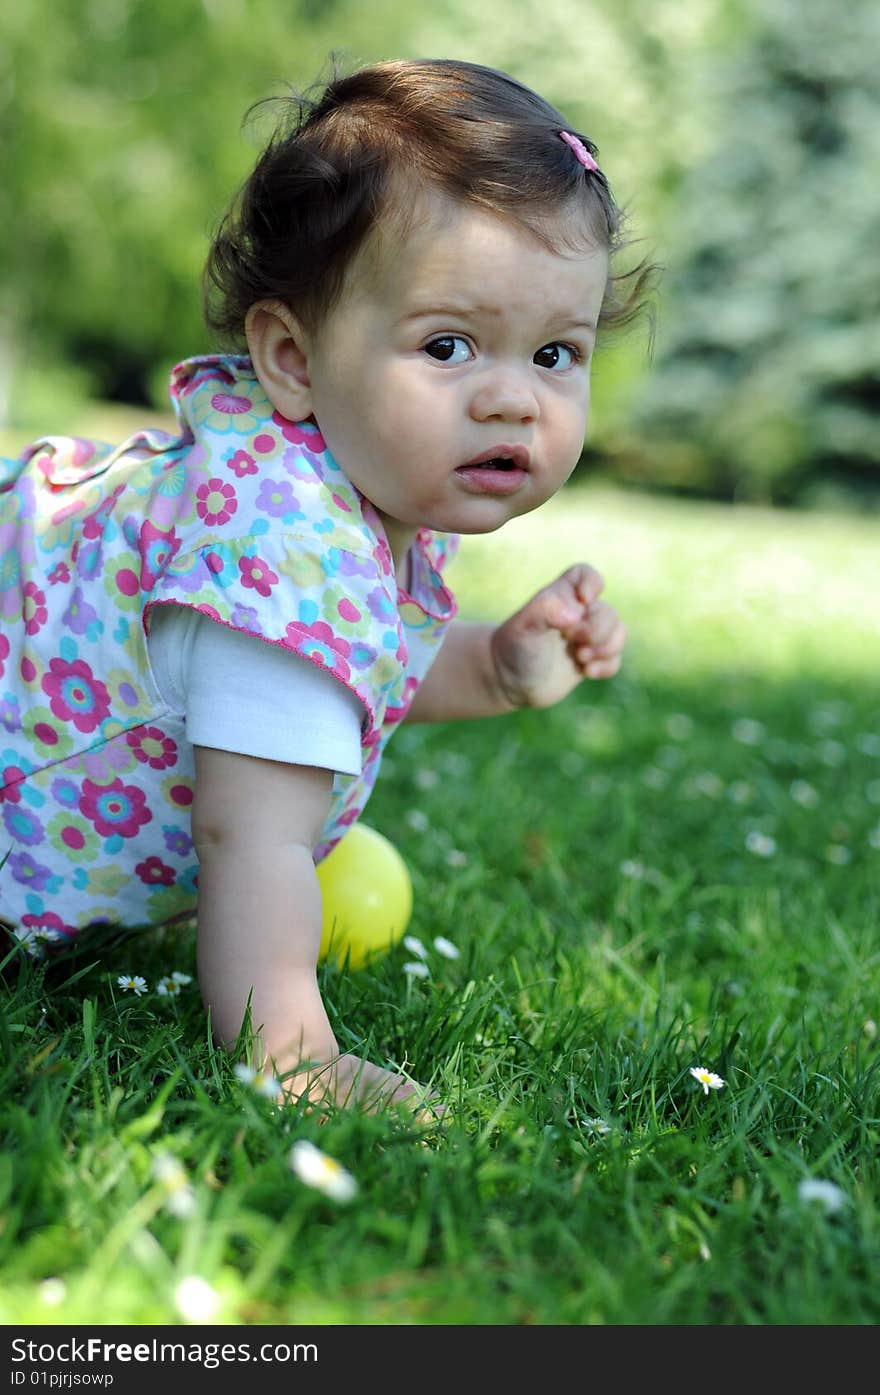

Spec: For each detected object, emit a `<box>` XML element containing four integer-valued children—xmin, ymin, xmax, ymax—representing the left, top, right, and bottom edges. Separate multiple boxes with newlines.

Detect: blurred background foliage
<box><xmin>1</xmin><ymin>0</ymin><xmax>877</xmax><ymax>507</ymax></box>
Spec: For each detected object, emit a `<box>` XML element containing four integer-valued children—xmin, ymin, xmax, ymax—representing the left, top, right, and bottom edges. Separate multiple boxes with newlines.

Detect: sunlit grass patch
<box><xmin>0</xmin><ymin>483</ymin><xmax>877</xmax><ymax>1325</ymax></box>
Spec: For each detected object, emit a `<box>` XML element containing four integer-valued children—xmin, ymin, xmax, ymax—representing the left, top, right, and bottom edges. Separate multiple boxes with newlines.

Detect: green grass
<box><xmin>1</xmin><ymin>480</ymin><xmax>878</xmax><ymax>1326</ymax></box>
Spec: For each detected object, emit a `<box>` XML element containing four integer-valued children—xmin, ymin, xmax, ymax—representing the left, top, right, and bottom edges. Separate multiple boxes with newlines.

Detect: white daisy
<box><xmin>234</xmin><ymin>1063</ymin><xmax>281</xmax><ymax>1098</ymax></box>
<box><xmin>151</xmin><ymin>1153</ymin><xmax>197</xmax><ymax>1218</ymax></box>
<box><xmin>175</xmin><ymin>1276</ymin><xmax>221</xmax><ymax>1323</ymax></box>
<box><xmin>403</xmin><ymin>960</ymin><xmax>430</xmax><ymax>979</ymax></box>
<box><xmin>789</xmin><ymin>780</ymin><xmax>819</xmax><ymax>807</ymax></box>
<box><xmin>39</xmin><ymin>1278</ymin><xmax>67</xmax><ymax>1307</ymax></box>
<box><xmin>290</xmin><ymin>1140</ymin><xmax>357</xmax><ymax>1202</ymax></box>
<box><xmin>402</xmin><ymin>935</ymin><xmax>428</xmax><ymax>959</ymax></box>
<box><xmin>117</xmin><ymin>974</ymin><xmax>148</xmax><ymax>995</ymax></box>
<box><xmin>666</xmin><ymin>713</ymin><xmax>694</xmax><ymax>739</ymax></box>
<box><xmin>689</xmin><ymin>1065</ymin><xmax>725</xmax><ymax>1096</ymax></box>
<box><xmin>733</xmin><ymin>718</ymin><xmax>765</xmax><ymax>745</ymax></box>
<box><xmin>797</xmin><ymin>1178</ymin><xmax>847</xmax><ymax>1215</ymax></box>
<box><xmin>746</xmin><ymin>831</ymin><xmax>777</xmax><ymax>858</ymax></box>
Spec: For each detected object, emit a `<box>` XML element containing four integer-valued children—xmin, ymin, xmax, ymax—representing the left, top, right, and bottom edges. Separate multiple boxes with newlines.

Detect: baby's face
<box><xmin>301</xmin><ymin>193</ymin><xmax>608</xmax><ymax>562</ymax></box>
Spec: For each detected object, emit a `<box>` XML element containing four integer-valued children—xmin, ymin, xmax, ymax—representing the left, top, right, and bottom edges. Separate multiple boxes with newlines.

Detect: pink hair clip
<box><xmin>559</xmin><ymin>130</ymin><xmax>598</xmax><ymax>172</ymax></box>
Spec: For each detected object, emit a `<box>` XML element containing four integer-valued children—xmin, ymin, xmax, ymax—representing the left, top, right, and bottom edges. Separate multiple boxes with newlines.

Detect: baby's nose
<box><xmin>469</xmin><ymin>367</ymin><xmax>540</xmax><ymax>423</ymax></box>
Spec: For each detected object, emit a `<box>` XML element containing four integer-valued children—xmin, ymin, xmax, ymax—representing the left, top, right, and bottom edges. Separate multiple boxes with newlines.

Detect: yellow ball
<box><xmin>316</xmin><ymin>822</ymin><xmax>413</xmax><ymax>969</ymax></box>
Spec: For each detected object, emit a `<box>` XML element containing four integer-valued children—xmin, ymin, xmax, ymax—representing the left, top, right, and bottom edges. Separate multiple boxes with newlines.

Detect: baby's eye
<box><xmin>533</xmin><ymin>342</ymin><xmax>580</xmax><ymax>371</ymax></box>
<box><xmin>423</xmin><ymin>335</ymin><xmax>472</xmax><ymax>364</ymax></box>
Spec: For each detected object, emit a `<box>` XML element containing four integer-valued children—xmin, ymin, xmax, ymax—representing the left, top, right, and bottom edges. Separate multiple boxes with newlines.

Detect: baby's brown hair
<box><xmin>204</xmin><ymin>57</ymin><xmax>655</xmax><ymax>346</ymax></box>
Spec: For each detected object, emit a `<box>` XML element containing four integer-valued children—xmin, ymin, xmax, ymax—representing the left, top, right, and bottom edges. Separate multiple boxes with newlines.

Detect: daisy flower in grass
<box><xmin>234</xmin><ymin>1062</ymin><xmax>281</xmax><ymax>1098</ymax></box>
<box><xmin>151</xmin><ymin>1153</ymin><xmax>197</xmax><ymax>1218</ymax></box>
<box><xmin>433</xmin><ymin>936</ymin><xmax>460</xmax><ymax>960</ymax></box>
<box><xmin>117</xmin><ymin>974</ymin><xmax>148</xmax><ymax>995</ymax></box>
<box><xmin>797</xmin><ymin>1178</ymin><xmax>847</xmax><ymax>1215</ymax></box>
<box><xmin>39</xmin><ymin>1278</ymin><xmax>67</xmax><ymax>1308</ymax></box>
<box><xmin>746</xmin><ymin>831</ymin><xmax>777</xmax><ymax>858</ymax></box>
<box><xmin>403</xmin><ymin>960</ymin><xmax>430</xmax><ymax>979</ymax></box>
<box><xmin>403</xmin><ymin>935</ymin><xmax>428</xmax><ymax>959</ymax></box>
<box><xmin>175</xmin><ymin>1276</ymin><xmax>222</xmax><ymax>1323</ymax></box>
<box><xmin>157</xmin><ymin>971</ymin><xmax>193</xmax><ymax>996</ymax></box>
<box><xmin>689</xmin><ymin>1065</ymin><xmax>725</xmax><ymax>1095</ymax></box>
<box><xmin>290</xmin><ymin>1140</ymin><xmax>358</xmax><ymax>1202</ymax></box>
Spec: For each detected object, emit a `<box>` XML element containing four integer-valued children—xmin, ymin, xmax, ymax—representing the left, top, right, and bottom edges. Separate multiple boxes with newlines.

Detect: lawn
<box><xmin>1</xmin><ymin>478</ymin><xmax>878</xmax><ymax>1327</ymax></box>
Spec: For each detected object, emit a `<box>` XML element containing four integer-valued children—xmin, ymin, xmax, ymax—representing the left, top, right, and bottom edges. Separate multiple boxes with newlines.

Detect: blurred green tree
<box><xmin>625</xmin><ymin>0</ymin><xmax>880</xmax><ymax>506</ymax></box>
<box><xmin>0</xmin><ymin>0</ymin><xmax>733</xmax><ymax>445</ymax></box>
<box><xmin>0</xmin><ymin>0</ymin><xmax>416</xmax><ymax>414</ymax></box>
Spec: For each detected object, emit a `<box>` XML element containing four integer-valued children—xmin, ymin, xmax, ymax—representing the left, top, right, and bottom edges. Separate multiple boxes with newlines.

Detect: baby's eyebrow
<box><xmin>399</xmin><ymin>305</ymin><xmax>598</xmax><ymax>334</ymax></box>
<box><xmin>399</xmin><ymin>302</ymin><xmax>502</xmax><ymax>322</ymax></box>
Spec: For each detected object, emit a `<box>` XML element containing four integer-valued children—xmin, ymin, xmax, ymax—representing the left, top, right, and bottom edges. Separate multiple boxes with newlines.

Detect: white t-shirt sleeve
<box><xmin>146</xmin><ymin>604</ymin><xmax>365</xmax><ymax>775</ymax></box>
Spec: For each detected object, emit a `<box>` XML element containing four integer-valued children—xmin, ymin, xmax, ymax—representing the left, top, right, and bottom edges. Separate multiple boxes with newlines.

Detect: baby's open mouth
<box><xmin>458</xmin><ymin>445</ymin><xmax>530</xmax><ymax>472</ymax></box>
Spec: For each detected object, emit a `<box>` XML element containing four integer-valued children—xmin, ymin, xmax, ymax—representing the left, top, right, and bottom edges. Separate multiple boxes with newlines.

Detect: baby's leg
<box><xmin>192</xmin><ymin>749</ymin><xmax>437</xmax><ymax>1117</ymax></box>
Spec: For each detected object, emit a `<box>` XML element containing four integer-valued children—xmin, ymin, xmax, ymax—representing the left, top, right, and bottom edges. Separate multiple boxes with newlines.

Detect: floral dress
<box><xmin>0</xmin><ymin>355</ymin><xmax>458</xmax><ymax>949</ymax></box>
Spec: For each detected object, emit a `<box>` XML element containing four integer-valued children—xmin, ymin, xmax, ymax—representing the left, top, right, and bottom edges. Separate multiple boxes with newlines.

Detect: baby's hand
<box><xmin>490</xmin><ymin>563</ymin><xmax>626</xmax><ymax>710</ymax></box>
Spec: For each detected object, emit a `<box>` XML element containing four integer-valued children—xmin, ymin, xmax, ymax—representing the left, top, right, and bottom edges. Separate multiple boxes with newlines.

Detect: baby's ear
<box><xmin>245</xmin><ymin>300</ymin><xmax>314</xmax><ymax>421</ymax></box>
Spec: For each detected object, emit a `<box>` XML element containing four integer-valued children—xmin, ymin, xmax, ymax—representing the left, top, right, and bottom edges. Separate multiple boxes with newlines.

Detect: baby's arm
<box><xmin>191</xmin><ymin>746</ymin><xmax>420</xmax><ymax>1111</ymax></box>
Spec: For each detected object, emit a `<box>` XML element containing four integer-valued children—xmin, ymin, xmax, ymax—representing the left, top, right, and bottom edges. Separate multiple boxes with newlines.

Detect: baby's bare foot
<box><xmin>284</xmin><ymin>1052</ymin><xmax>441</xmax><ymax>1119</ymax></box>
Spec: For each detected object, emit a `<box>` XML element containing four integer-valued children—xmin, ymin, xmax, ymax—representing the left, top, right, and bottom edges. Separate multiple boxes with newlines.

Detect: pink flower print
<box><xmin>83</xmin><ymin>483</ymin><xmax>125</xmax><ymax>540</ymax></box>
<box><xmin>22</xmin><ymin>582</ymin><xmax>48</xmax><ymax>636</ymax></box>
<box><xmin>135</xmin><ymin>855</ymin><xmax>176</xmax><ymax>887</ymax></box>
<box><xmin>202</xmin><ymin>546</ymin><xmax>238</xmax><ymax>589</ymax></box>
<box><xmin>138</xmin><ymin>520</ymin><xmax>182</xmax><ymax>590</ymax></box>
<box><xmin>284</xmin><ymin>619</ymin><xmax>352</xmax><ymax>681</ymax></box>
<box><xmin>79</xmin><ymin>777</ymin><xmax>152</xmax><ymax>838</ymax></box>
<box><xmin>189</xmin><ymin>379</ymin><xmax>272</xmax><ymax>437</ymax></box>
<box><xmin>20</xmin><ymin>910</ymin><xmax>73</xmax><ymax>945</ymax></box>
<box><xmin>239</xmin><ymin>554</ymin><xmax>278</xmax><ymax>597</ymax></box>
<box><xmin>226</xmin><ymin>449</ymin><xmax>258</xmax><ymax>478</ymax></box>
<box><xmin>272</xmin><ymin>412</ymin><xmax>326</xmax><ymax>453</ymax></box>
<box><xmin>173</xmin><ymin>359</ymin><xmax>235</xmax><ymax>400</ymax></box>
<box><xmin>125</xmin><ymin>726</ymin><xmax>178</xmax><ymax>771</ymax></box>
<box><xmin>196</xmin><ymin>478</ymin><xmax>238</xmax><ymax>527</ymax></box>
<box><xmin>48</xmin><ymin>562</ymin><xmax>71</xmax><ymax>585</ymax></box>
<box><xmin>42</xmin><ymin>658</ymin><xmax>111</xmax><ymax>734</ymax></box>
<box><xmin>198</xmin><ymin>387</ymin><xmax>263</xmax><ymax>434</ymax></box>
<box><xmin>0</xmin><ymin>764</ymin><xmax>25</xmax><ymax>803</ymax></box>
<box><xmin>375</xmin><ymin>535</ymin><xmax>394</xmax><ymax>577</ymax></box>
<box><xmin>384</xmin><ymin>676</ymin><xmax>420</xmax><ymax>726</ymax></box>
<box><xmin>0</xmin><ymin>632</ymin><xmax>8</xmax><ymax>678</ymax></box>
<box><xmin>211</xmin><ymin>390</ymin><xmax>252</xmax><ymax>420</ymax></box>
